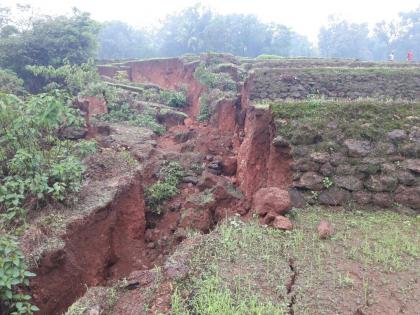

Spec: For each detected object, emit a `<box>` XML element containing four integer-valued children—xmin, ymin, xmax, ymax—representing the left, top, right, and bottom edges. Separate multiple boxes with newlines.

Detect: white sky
<box><xmin>3</xmin><ymin>0</ymin><xmax>420</xmax><ymax>42</ymax></box>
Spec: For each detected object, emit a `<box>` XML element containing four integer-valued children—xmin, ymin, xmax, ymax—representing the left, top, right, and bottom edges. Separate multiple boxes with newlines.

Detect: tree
<box><xmin>0</xmin><ymin>8</ymin><xmax>99</xmax><ymax>90</ymax></box>
<box><xmin>318</xmin><ymin>17</ymin><xmax>372</xmax><ymax>60</ymax></box>
<box><xmin>98</xmin><ymin>21</ymin><xmax>154</xmax><ymax>60</ymax></box>
<box><xmin>157</xmin><ymin>4</ymin><xmax>213</xmax><ymax>56</ymax></box>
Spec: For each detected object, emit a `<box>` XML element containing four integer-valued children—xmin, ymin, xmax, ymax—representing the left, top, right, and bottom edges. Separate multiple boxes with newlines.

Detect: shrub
<box><xmin>27</xmin><ymin>59</ymin><xmax>108</xmax><ymax>98</ymax></box>
<box><xmin>98</xmin><ymin>103</ymin><xmax>165</xmax><ymax>135</ymax></box>
<box><xmin>145</xmin><ymin>161</ymin><xmax>184</xmax><ymax>213</ymax></box>
<box><xmin>0</xmin><ymin>69</ymin><xmax>26</xmax><ymax>95</ymax></box>
<box><xmin>194</xmin><ymin>65</ymin><xmax>236</xmax><ymax>91</ymax></box>
<box><xmin>197</xmin><ymin>94</ymin><xmax>211</xmax><ymax>122</ymax></box>
<box><xmin>0</xmin><ymin>93</ymin><xmax>93</xmax><ymax>224</ymax></box>
<box><xmin>160</xmin><ymin>90</ymin><xmax>187</xmax><ymax>108</ymax></box>
<box><xmin>0</xmin><ymin>234</ymin><xmax>39</xmax><ymax>314</ymax></box>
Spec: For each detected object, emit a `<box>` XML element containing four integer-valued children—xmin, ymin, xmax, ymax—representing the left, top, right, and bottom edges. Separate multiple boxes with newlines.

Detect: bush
<box><xmin>160</xmin><ymin>90</ymin><xmax>187</xmax><ymax>108</ymax></box>
<box><xmin>0</xmin><ymin>69</ymin><xmax>26</xmax><ymax>95</ymax></box>
<box><xmin>0</xmin><ymin>93</ymin><xmax>93</xmax><ymax>224</ymax></box>
<box><xmin>197</xmin><ymin>94</ymin><xmax>211</xmax><ymax>122</ymax></box>
<box><xmin>0</xmin><ymin>234</ymin><xmax>39</xmax><ymax>314</ymax></box>
<box><xmin>27</xmin><ymin>59</ymin><xmax>107</xmax><ymax>98</ymax></box>
<box><xmin>194</xmin><ymin>65</ymin><xmax>236</xmax><ymax>91</ymax></box>
<box><xmin>145</xmin><ymin>161</ymin><xmax>184</xmax><ymax>213</ymax></box>
<box><xmin>98</xmin><ymin>103</ymin><xmax>165</xmax><ymax>135</ymax></box>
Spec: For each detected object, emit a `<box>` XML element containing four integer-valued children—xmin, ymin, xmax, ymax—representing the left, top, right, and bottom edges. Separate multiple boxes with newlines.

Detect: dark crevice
<box><xmin>287</xmin><ymin>258</ymin><xmax>297</xmax><ymax>315</ymax></box>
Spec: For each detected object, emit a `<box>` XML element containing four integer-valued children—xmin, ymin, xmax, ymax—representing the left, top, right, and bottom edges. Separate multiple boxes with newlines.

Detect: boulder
<box><xmin>272</xmin><ymin>215</ymin><xmax>293</xmax><ymax>231</ymax></box>
<box><xmin>253</xmin><ymin>187</ymin><xmax>291</xmax><ymax>216</ymax></box>
<box><xmin>372</xmin><ymin>193</ymin><xmax>393</xmax><ymax>208</ymax></box>
<box><xmin>222</xmin><ymin>156</ymin><xmax>237</xmax><ymax>176</ymax></box>
<box><xmin>320</xmin><ymin>162</ymin><xmax>335</xmax><ymax>176</ymax></box>
<box><xmin>401</xmin><ymin>159</ymin><xmax>420</xmax><ymax>174</ymax></box>
<box><xmin>394</xmin><ymin>186</ymin><xmax>420</xmax><ymax>210</ymax></box>
<box><xmin>352</xmin><ymin>191</ymin><xmax>372</xmax><ymax>205</ymax></box>
<box><xmin>272</xmin><ymin>136</ymin><xmax>290</xmax><ymax>148</ymax></box>
<box><xmin>310</xmin><ymin>152</ymin><xmax>330</xmax><ymax>164</ymax></box>
<box><xmin>387</xmin><ymin>129</ymin><xmax>407</xmax><ymax>142</ymax></box>
<box><xmin>396</xmin><ymin>171</ymin><xmax>417</xmax><ymax>186</ymax></box>
<box><xmin>365</xmin><ymin>175</ymin><xmax>398</xmax><ymax>192</ymax></box>
<box><xmin>400</xmin><ymin>143</ymin><xmax>420</xmax><ymax>158</ymax></box>
<box><xmin>333</xmin><ymin>175</ymin><xmax>363</xmax><ymax>191</ymax></box>
<box><xmin>291</xmin><ymin>158</ymin><xmax>320</xmax><ymax>172</ymax></box>
<box><xmin>60</xmin><ymin>126</ymin><xmax>88</xmax><ymax>140</ymax></box>
<box><xmin>317</xmin><ymin>220</ymin><xmax>335</xmax><ymax>239</ymax></box>
<box><xmin>344</xmin><ymin>139</ymin><xmax>372</xmax><ymax>157</ymax></box>
<box><xmin>319</xmin><ymin>188</ymin><xmax>351</xmax><ymax>206</ymax></box>
<box><xmin>294</xmin><ymin>172</ymin><xmax>324</xmax><ymax>191</ymax></box>
<box><xmin>336</xmin><ymin>164</ymin><xmax>356</xmax><ymax>175</ymax></box>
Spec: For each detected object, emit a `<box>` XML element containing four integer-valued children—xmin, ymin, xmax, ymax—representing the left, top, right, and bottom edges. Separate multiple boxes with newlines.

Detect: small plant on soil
<box><xmin>0</xmin><ymin>93</ymin><xmax>94</xmax><ymax>225</ymax></box>
<box><xmin>322</xmin><ymin>177</ymin><xmax>333</xmax><ymax>189</ymax></box>
<box><xmin>98</xmin><ymin>102</ymin><xmax>165</xmax><ymax>135</ymax></box>
<box><xmin>145</xmin><ymin>161</ymin><xmax>185</xmax><ymax>214</ymax></box>
<box><xmin>0</xmin><ymin>234</ymin><xmax>39</xmax><ymax>314</ymax></box>
<box><xmin>197</xmin><ymin>93</ymin><xmax>211</xmax><ymax>122</ymax></box>
<box><xmin>194</xmin><ymin>65</ymin><xmax>236</xmax><ymax>92</ymax></box>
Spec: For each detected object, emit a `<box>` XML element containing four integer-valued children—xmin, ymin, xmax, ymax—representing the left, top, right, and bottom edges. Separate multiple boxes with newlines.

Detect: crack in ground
<box><xmin>287</xmin><ymin>258</ymin><xmax>297</xmax><ymax>315</ymax></box>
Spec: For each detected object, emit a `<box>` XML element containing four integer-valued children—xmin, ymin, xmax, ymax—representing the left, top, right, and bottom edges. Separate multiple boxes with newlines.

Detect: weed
<box><xmin>194</xmin><ymin>65</ymin><xmax>236</xmax><ymax>92</ymax></box>
<box><xmin>322</xmin><ymin>177</ymin><xmax>333</xmax><ymax>189</ymax></box>
<box><xmin>0</xmin><ymin>234</ymin><xmax>39</xmax><ymax>314</ymax></box>
<box><xmin>145</xmin><ymin>161</ymin><xmax>185</xmax><ymax>214</ymax></box>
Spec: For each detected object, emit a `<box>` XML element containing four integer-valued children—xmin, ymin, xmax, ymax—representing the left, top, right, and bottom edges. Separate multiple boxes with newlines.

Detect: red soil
<box><xmin>31</xmin><ymin>57</ymin><xmax>293</xmax><ymax>314</ymax></box>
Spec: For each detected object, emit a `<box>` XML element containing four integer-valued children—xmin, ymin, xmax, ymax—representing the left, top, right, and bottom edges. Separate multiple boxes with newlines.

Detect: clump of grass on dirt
<box><xmin>145</xmin><ymin>161</ymin><xmax>185</xmax><ymax>214</ymax></box>
<box><xmin>271</xmin><ymin>99</ymin><xmax>420</xmax><ymax>143</ymax></box>
<box><xmin>170</xmin><ymin>207</ymin><xmax>419</xmax><ymax>315</ymax></box>
<box><xmin>64</xmin><ymin>283</ymin><xmax>122</xmax><ymax>315</ymax></box>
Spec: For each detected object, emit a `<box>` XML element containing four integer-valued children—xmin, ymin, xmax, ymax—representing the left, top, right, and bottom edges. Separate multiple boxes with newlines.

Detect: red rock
<box><xmin>222</xmin><ymin>156</ymin><xmax>237</xmax><ymax>176</ymax></box>
<box><xmin>272</xmin><ymin>215</ymin><xmax>293</xmax><ymax>230</ymax></box>
<box><xmin>253</xmin><ymin>187</ymin><xmax>291</xmax><ymax>216</ymax></box>
<box><xmin>184</xmin><ymin>118</ymin><xmax>194</xmax><ymax>128</ymax></box>
<box><xmin>317</xmin><ymin>220</ymin><xmax>335</xmax><ymax>239</ymax></box>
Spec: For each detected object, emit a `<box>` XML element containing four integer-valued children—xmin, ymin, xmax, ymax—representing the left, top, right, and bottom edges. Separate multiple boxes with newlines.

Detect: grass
<box><xmin>170</xmin><ymin>207</ymin><xmax>419</xmax><ymax>314</ymax></box>
<box><xmin>64</xmin><ymin>283</ymin><xmax>122</xmax><ymax>315</ymax></box>
<box><xmin>270</xmin><ymin>99</ymin><xmax>420</xmax><ymax>145</ymax></box>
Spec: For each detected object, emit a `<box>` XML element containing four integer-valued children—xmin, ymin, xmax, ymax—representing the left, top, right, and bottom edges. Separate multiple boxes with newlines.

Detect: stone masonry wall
<box><xmin>249</xmin><ymin>68</ymin><xmax>420</xmax><ymax>100</ymax></box>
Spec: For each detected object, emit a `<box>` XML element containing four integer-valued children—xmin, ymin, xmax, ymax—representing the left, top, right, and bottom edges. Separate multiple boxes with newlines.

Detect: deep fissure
<box><xmin>28</xmin><ymin>57</ymin><xmax>295</xmax><ymax>314</ymax></box>
<box><xmin>287</xmin><ymin>258</ymin><xmax>298</xmax><ymax>315</ymax></box>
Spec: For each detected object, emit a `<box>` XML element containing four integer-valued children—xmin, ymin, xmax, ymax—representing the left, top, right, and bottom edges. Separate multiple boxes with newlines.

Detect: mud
<box><xmin>30</xmin><ymin>57</ymin><xmax>293</xmax><ymax>314</ymax></box>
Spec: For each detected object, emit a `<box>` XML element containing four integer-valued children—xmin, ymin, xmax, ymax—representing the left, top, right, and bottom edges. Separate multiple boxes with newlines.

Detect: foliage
<box><xmin>98</xmin><ymin>103</ymin><xmax>165</xmax><ymax>135</ymax></box>
<box><xmin>197</xmin><ymin>94</ymin><xmax>211</xmax><ymax>122</ymax></box>
<box><xmin>0</xmin><ymin>93</ymin><xmax>93</xmax><ymax>224</ymax></box>
<box><xmin>271</xmin><ymin>99</ymin><xmax>420</xmax><ymax>143</ymax></box>
<box><xmin>160</xmin><ymin>89</ymin><xmax>187</xmax><ymax>108</ymax></box>
<box><xmin>171</xmin><ymin>208</ymin><xmax>419</xmax><ymax>314</ymax></box>
<box><xmin>0</xmin><ymin>234</ymin><xmax>38</xmax><ymax>314</ymax></box>
<box><xmin>27</xmin><ymin>59</ymin><xmax>107</xmax><ymax>97</ymax></box>
<box><xmin>145</xmin><ymin>161</ymin><xmax>184</xmax><ymax>213</ymax></box>
<box><xmin>0</xmin><ymin>8</ymin><xmax>99</xmax><ymax>90</ymax></box>
<box><xmin>194</xmin><ymin>65</ymin><xmax>236</xmax><ymax>91</ymax></box>
<box><xmin>97</xmin><ymin>21</ymin><xmax>155</xmax><ymax>60</ymax></box>
<box><xmin>0</xmin><ymin>69</ymin><xmax>25</xmax><ymax>95</ymax></box>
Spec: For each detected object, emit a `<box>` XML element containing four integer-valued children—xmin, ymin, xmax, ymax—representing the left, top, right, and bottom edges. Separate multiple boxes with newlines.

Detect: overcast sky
<box><xmin>3</xmin><ymin>0</ymin><xmax>420</xmax><ymax>42</ymax></box>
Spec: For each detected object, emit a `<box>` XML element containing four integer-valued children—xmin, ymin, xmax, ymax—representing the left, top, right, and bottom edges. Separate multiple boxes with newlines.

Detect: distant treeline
<box><xmin>0</xmin><ymin>3</ymin><xmax>419</xmax><ymax>90</ymax></box>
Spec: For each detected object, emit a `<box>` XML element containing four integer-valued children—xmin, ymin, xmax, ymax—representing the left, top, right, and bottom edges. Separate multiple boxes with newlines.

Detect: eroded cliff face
<box><xmin>30</xmin><ymin>174</ymin><xmax>147</xmax><ymax>315</ymax></box>
<box><xmin>27</xmin><ymin>58</ymin><xmax>293</xmax><ymax>314</ymax></box>
<box><xmin>98</xmin><ymin>57</ymin><xmax>293</xmax><ymax>202</ymax></box>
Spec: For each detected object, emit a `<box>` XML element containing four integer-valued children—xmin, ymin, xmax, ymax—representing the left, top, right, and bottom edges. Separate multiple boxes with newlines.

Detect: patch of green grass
<box><xmin>187</xmin><ymin>189</ymin><xmax>215</xmax><ymax>206</ymax></box>
<box><xmin>171</xmin><ymin>208</ymin><xmax>419</xmax><ymax>314</ymax></box>
<box><xmin>271</xmin><ymin>99</ymin><xmax>420</xmax><ymax>144</ymax></box>
<box><xmin>64</xmin><ymin>283</ymin><xmax>122</xmax><ymax>315</ymax></box>
<box><xmin>194</xmin><ymin>65</ymin><xmax>237</xmax><ymax>92</ymax></box>
<box><xmin>145</xmin><ymin>161</ymin><xmax>185</xmax><ymax>214</ymax></box>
